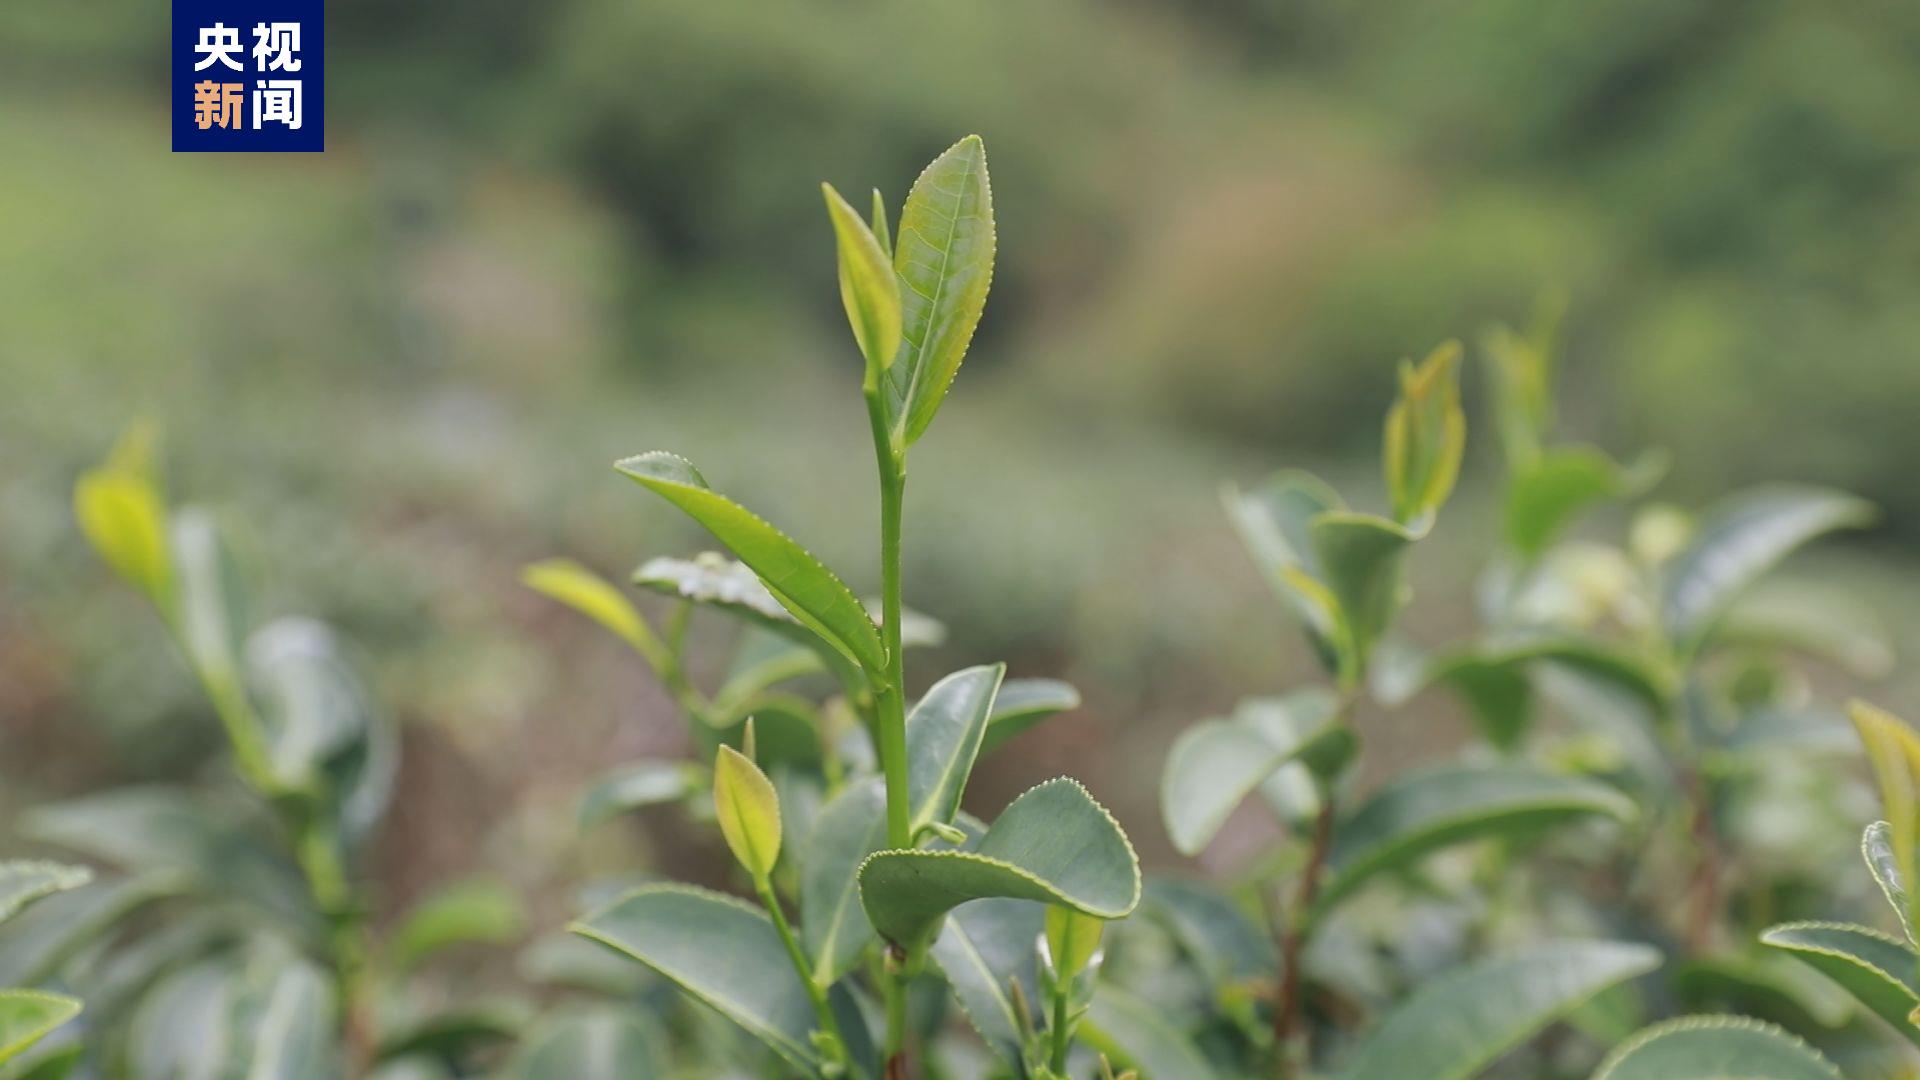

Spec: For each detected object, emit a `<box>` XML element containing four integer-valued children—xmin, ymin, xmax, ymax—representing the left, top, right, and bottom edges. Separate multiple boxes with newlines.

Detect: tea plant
<box><xmin>1142</xmin><ymin>305</ymin><xmax>1888</xmax><ymax>1077</ymax></box>
<box><xmin>531</xmin><ymin>136</ymin><xmax>1142</xmax><ymax>1078</ymax></box>
<box><xmin>54</xmin><ymin>429</ymin><xmax>530</xmax><ymax>1075</ymax></box>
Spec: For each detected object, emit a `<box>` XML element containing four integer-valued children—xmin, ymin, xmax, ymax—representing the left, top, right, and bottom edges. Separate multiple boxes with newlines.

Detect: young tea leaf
<box><xmin>1850</xmin><ymin>700</ymin><xmax>1920</xmax><ymax>935</ymax></box>
<box><xmin>389</xmin><ymin>879</ymin><xmax>526</xmax><ymax>975</ymax></box>
<box><xmin>1221</xmin><ymin>471</ymin><xmax>1345</xmax><ymax>673</ymax></box>
<box><xmin>75</xmin><ymin>460</ymin><xmax>172</xmax><ymax>609</ymax></box>
<box><xmin>823</xmin><ymin>182</ymin><xmax>902</xmax><ymax>385</ymax></box>
<box><xmin>885</xmin><ymin>135</ymin><xmax>995</xmax><ymax>446</ymax></box>
<box><xmin>1044</xmin><ymin>906</ymin><xmax>1104</xmax><ymax>981</ymax></box>
<box><xmin>0</xmin><ymin>863</ymin><xmax>91</xmax><ymax>927</ymax></box>
<box><xmin>522</xmin><ymin>558</ymin><xmax>664</xmax><ymax>667</ymax></box>
<box><xmin>615</xmin><ymin>453</ymin><xmax>886</xmax><ymax>675</ymax></box>
<box><xmin>1309</xmin><ymin>512</ymin><xmax>1416</xmax><ymax>683</ymax></box>
<box><xmin>1862</xmin><ymin>821</ymin><xmax>1915</xmax><ymax>942</ymax></box>
<box><xmin>1382</xmin><ymin>342</ymin><xmax>1466</xmax><ymax>531</ymax></box>
<box><xmin>714</xmin><ymin>746</ymin><xmax>782</xmax><ymax>883</ymax></box>
<box><xmin>1160</xmin><ymin>691</ymin><xmax>1349</xmax><ymax>856</ymax></box>
<box><xmin>0</xmin><ymin>991</ymin><xmax>82</xmax><ymax>1066</ymax></box>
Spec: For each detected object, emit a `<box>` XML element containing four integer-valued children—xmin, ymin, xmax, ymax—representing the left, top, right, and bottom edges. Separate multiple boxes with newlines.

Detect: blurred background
<box><xmin>5</xmin><ymin>0</ymin><xmax>1919</xmax><ymax>936</ymax></box>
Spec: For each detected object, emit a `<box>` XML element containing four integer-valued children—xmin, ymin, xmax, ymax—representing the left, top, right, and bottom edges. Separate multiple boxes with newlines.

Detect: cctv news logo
<box><xmin>172</xmin><ymin>0</ymin><xmax>323</xmax><ymax>151</ymax></box>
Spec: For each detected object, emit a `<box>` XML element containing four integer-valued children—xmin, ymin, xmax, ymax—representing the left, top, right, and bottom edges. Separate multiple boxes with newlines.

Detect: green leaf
<box><xmin>1662</xmin><ymin>487</ymin><xmax>1873</xmax><ymax>655</ymax></box>
<box><xmin>1594</xmin><ymin>1015</ymin><xmax>1841</xmax><ymax>1080</ymax></box>
<box><xmin>1479</xmin><ymin>317</ymin><xmax>1555</xmax><ymax>466</ymax></box>
<box><xmin>22</xmin><ymin>787</ymin><xmax>318</xmax><ymax>938</ymax></box>
<box><xmin>571</xmin><ymin>884</ymin><xmax>824</xmax><ymax>1073</ymax></box>
<box><xmin>522</xmin><ymin>558</ymin><xmax>664</xmax><ymax>666</ymax></box>
<box><xmin>980</xmin><ymin>678</ymin><xmax>1081</xmax><ymax>754</ymax></box>
<box><xmin>247</xmin><ymin>617</ymin><xmax>396</xmax><ymax>842</ymax></box>
<box><xmin>577</xmin><ymin>761</ymin><xmax>702</xmax><ymax>829</ymax></box>
<box><xmin>1759</xmin><ymin>921</ymin><xmax>1920</xmax><ymax>1046</ymax></box>
<box><xmin>1141</xmin><ymin>877</ymin><xmax>1275</xmax><ymax>988</ymax></box>
<box><xmin>75</xmin><ymin>450</ymin><xmax>172</xmax><ymax>608</ymax></box>
<box><xmin>228</xmin><ymin>954</ymin><xmax>339</xmax><ymax>1079</ymax></box>
<box><xmin>0</xmin><ymin>864</ymin><xmax>90</xmax><ymax>927</ymax></box>
<box><xmin>615</xmin><ymin>453</ymin><xmax>885</xmax><ymax>674</ymax></box>
<box><xmin>1670</xmin><ymin>952</ymin><xmax>1852</xmax><ymax>1031</ymax></box>
<box><xmin>1383</xmin><ymin>342</ymin><xmax>1466</xmax><ymax>530</ymax></box>
<box><xmin>1862</xmin><ymin>821</ymin><xmax>1914</xmax><ymax>942</ymax></box>
<box><xmin>376</xmin><ymin>1002</ymin><xmax>532</xmax><ymax>1064</ymax></box>
<box><xmin>390</xmin><ymin>879</ymin><xmax>525</xmax><ymax>975</ymax></box>
<box><xmin>823</xmin><ymin>182</ymin><xmax>902</xmax><ymax>383</ymax></box>
<box><xmin>870</xmin><ymin>189</ymin><xmax>892</xmax><ymax>259</ymax></box>
<box><xmin>1505</xmin><ymin>446</ymin><xmax>1664</xmax><ymax>559</ymax></box>
<box><xmin>1080</xmin><ymin>985</ymin><xmax>1216</xmax><ymax>1080</ymax></box>
<box><xmin>1221</xmin><ymin>471</ymin><xmax>1344</xmax><ymax>672</ymax></box>
<box><xmin>886</xmin><ymin>135</ymin><xmax>996</xmax><ymax>446</ymax></box>
<box><xmin>927</xmin><ymin>898</ymin><xmax>1042</xmax><ymax>1066</ymax></box>
<box><xmin>0</xmin><ymin>874</ymin><xmax>177</xmax><ymax>987</ymax></box>
<box><xmin>0</xmin><ymin>993</ymin><xmax>80</xmax><ymax>1067</ymax></box>
<box><xmin>907</xmin><ymin>665</ymin><xmax>1006</xmax><ymax>838</ymax></box>
<box><xmin>860</xmin><ymin>778</ymin><xmax>1139</xmax><ymax>959</ymax></box>
<box><xmin>1045</xmin><ymin>906</ymin><xmax>1104</xmax><ymax>981</ymax></box>
<box><xmin>1850</xmin><ymin>700</ymin><xmax>1920</xmax><ymax>934</ymax></box>
<box><xmin>1717</xmin><ymin>583</ymin><xmax>1894</xmax><ymax>679</ymax></box>
<box><xmin>1335</xmin><ymin>941</ymin><xmax>1660</xmax><ymax>1080</ymax></box>
<box><xmin>1310</xmin><ymin>512</ymin><xmax>1416</xmax><ymax>682</ymax></box>
<box><xmin>1423</xmin><ymin>637</ymin><xmax>1671</xmax><ymax>752</ymax></box>
<box><xmin>801</xmin><ymin>779</ymin><xmax>888</xmax><ymax>986</ymax></box>
<box><xmin>508</xmin><ymin>1006</ymin><xmax>667</xmax><ymax>1079</ymax></box>
<box><xmin>1160</xmin><ymin>691</ymin><xmax>1349</xmax><ymax>855</ymax></box>
<box><xmin>1314</xmin><ymin>763</ymin><xmax>1634</xmax><ymax>919</ymax></box>
<box><xmin>714</xmin><ymin>745</ymin><xmax>783</xmax><ymax>883</ymax></box>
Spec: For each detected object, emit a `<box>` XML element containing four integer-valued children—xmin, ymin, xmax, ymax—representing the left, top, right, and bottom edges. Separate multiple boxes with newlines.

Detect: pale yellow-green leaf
<box><xmin>75</xmin><ymin>464</ymin><xmax>172</xmax><ymax>608</ymax></box>
<box><xmin>823</xmin><ymin>182</ymin><xmax>901</xmax><ymax>384</ymax></box>
<box><xmin>1851</xmin><ymin>700</ymin><xmax>1920</xmax><ymax>933</ymax></box>
<box><xmin>1382</xmin><ymin>342</ymin><xmax>1466</xmax><ymax>530</ymax></box>
<box><xmin>713</xmin><ymin>745</ymin><xmax>781</xmax><ymax>883</ymax></box>
<box><xmin>521</xmin><ymin>559</ymin><xmax>667</xmax><ymax>670</ymax></box>
<box><xmin>1045</xmin><ymin>906</ymin><xmax>1104</xmax><ymax>981</ymax></box>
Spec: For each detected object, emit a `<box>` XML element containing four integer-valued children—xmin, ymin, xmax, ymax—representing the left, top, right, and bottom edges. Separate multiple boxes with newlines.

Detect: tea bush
<box><xmin>27</xmin><ymin>137</ymin><xmax>1911</xmax><ymax>1078</ymax></box>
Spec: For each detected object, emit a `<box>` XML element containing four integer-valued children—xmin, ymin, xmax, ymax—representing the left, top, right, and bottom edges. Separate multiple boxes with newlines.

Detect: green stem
<box><xmin>866</xmin><ymin>387</ymin><xmax>914</xmax><ymax>1077</ymax></box>
<box><xmin>1048</xmin><ymin>981</ymin><xmax>1073</xmax><ymax>1074</ymax></box>
<box><xmin>757</xmin><ymin>878</ymin><xmax>847</xmax><ymax>1071</ymax></box>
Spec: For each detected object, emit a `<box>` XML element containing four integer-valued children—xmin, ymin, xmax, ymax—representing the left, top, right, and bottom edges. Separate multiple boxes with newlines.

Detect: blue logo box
<box><xmin>172</xmin><ymin>0</ymin><xmax>324</xmax><ymax>152</ymax></box>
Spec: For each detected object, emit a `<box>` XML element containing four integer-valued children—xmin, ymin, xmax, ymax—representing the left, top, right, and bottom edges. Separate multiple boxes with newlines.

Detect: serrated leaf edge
<box><xmin>1593</xmin><ymin>1014</ymin><xmax>1840</xmax><ymax>1080</ymax></box>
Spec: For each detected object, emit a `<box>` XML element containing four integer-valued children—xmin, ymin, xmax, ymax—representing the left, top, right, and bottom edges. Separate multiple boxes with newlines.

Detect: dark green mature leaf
<box><xmin>886</xmin><ymin>135</ymin><xmax>995</xmax><ymax>446</ymax></box>
<box><xmin>1081</xmin><ymin>985</ymin><xmax>1217</xmax><ymax>1080</ymax></box>
<box><xmin>823</xmin><ymin>182</ymin><xmax>902</xmax><ymax>383</ymax></box>
<box><xmin>802</xmin><ymin>779</ymin><xmax>888</xmax><ymax>986</ymax></box>
<box><xmin>0</xmin><ymin>992</ymin><xmax>81</xmax><ymax>1066</ymax></box>
<box><xmin>0</xmin><ymin>864</ymin><xmax>90</xmax><ymax>926</ymax></box>
<box><xmin>1594</xmin><ymin>1015</ymin><xmax>1840</xmax><ymax>1080</ymax></box>
<box><xmin>390</xmin><ymin>880</ymin><xmax>525</xmax><ymax>975</ymax></box>
<box><xmin>571</xmin><ymin>885</ymin><xmax>822</xmax><ymax>1073</ymax></box>
<box><xmin>507</xmin><ymin>1006</ymin><xmax>667</xmax><ymax>1079</ymax></box>
<box><xmin>1423</xmin><ymin>637</ymin><xmax>1670</xmax><ymax>752</ymax></box>
<box><xmin>1671</xmin><ymin>952</ymin><xmax>1852</xmax><ymax>1032</ymax></box>
<box><xmin>1160</xmin><ymin>692</ymin><xmax>1349</xmax><ymax>855</ymax></box>
<box><xmin>979</xmin><ymin>678</ymin><xmax>1080</xmax><ymax>754</ymax></box>
<box><xmin>0</xmin><ymin>875</ymin><xmax>176</xmax><ymax>987</ymax></box>
<box><xmin>615</xmin><ymin>453</ymin><xmax>885</xmax><ymax>674</ymax></box>
<box><xmin>1717</xmin><ymin>583</ymin><xmax>1894</xmax><ymax>679</ymax></box>
<box><xmin>1141</xmin><ymin>878</ymin><xmax>1276</xmax><ymax>988</ymax></box>
<box><xmin>376</xmin><ymin>1001</ymin><xmax>532</xmax><ymax>1064</ymax></box>
<box><xmin>1662</xmin><ymin>487</ymin><xmax>1873</xmax><ymax>655</ymax></box>
<box><xmin>1861</xmin><ymin>821</ymin><xmax>1914</xmax><ymax>942</ymax></box>
<box><xmin>907</xmin><ymin>665</ymin><xmax>1005</xmax><ymax>838</ymax></box>
<box><xmin>227</xmin><ymin>955</ymin><xmax>339</xmax><ymax>1079</ymax></box>
<box><xmin>860</xmin><ymin>779</ymin><xmax>1139</xmax><ymax>958</ymax></box>
<box><xmin>1505</xmin><ymin>446</ymin><xmax>1662</xmax><ymax>559</ymax></box>
<box><xmin>247</xmin><ymin>617</ymin><xmax>397</xmax><ymax>843</ymax></box>
<box><xmin>1314</xmin><ymin>764</ymin><xmax>1634</xmax><ymax>919</ymax></box>
<box><xmin>1222</xmin><ymin>471</ymin><xmax>1344</xmax><ymax>672</ymax></box>
<box><xmin>22</xmin><ymin>788</ymin><xmax>318</xmax><ymax>937</ymax></box>
<box><xmin>1335</xmin><ymin>941</ymin><xmax>1660</xmax><ymax>1080</ymax></box>
<box><xmin>928</xmin><ymin>898</ymin><xmax>1043</xmax><ymax>1066</ymax></box>
<box><xmin>1310</xmin><ymin>512</ymin><xmax>1415</xmax><ymax>681</ymax></box>
<box><xmin>1759</xmin><ymin>922</ymin><xmax>1920</xmax><ymax>1046</ymax></box>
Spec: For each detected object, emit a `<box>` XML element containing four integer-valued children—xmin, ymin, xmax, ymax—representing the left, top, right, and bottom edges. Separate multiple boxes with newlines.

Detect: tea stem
<box><xmin>1048</xmin><ymin>980</ymin><xmax>1073</xmax><ymax>1073</ymax></box>
<box><xmin>756</xmin><ymin>877</ymin><xmax>847</xmax><ymax>1070</ymax></box>
<box><xmin>864</xmin><ymin>391</ymin><xmax>912</xmax><ymax>851</ymax></box>
<box><xmin>1274</xmin><ymin>786</ymin><xmax>1336</xmax><ymax>1077</ymax></box>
